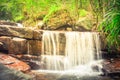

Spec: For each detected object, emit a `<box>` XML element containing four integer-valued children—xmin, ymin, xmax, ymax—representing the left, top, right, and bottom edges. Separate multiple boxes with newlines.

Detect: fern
<box><xmin>99</xmin><ymin>0</ymin><xmax>120</xmax><ymax>48</ymax></box>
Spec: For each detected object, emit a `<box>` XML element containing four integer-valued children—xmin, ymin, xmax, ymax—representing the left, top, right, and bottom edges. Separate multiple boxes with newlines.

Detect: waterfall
<box><xmin>41</xmin><ymin>31</ymin><xmax>102</xmax><ymax>73</ymax></box>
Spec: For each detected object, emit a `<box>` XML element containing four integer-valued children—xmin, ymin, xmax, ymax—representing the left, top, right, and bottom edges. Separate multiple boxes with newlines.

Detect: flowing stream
<box><xmin>39</xmin><ymin>31</ymin><xmax>102</xmax><ymax>76</ymax></box>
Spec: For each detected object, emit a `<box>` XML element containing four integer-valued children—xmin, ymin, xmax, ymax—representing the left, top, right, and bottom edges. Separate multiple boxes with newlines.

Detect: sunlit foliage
<box><xmin>0</xmin><ymin>0</ymin><xmax>91</xmax><ymax>22</ymax></box>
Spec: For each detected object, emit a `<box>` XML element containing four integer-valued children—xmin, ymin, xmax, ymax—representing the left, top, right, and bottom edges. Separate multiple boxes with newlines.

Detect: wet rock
<box><xmin>0</xmin><ymin>53</ymin><xmax>30</xmax><ymax>72</ymax></box>
<box><xmin>28</xmin><ymin>40</ymin><xmax>42</xmax><ymax>56</ymax></box>
<box><xmin>27</xmin><ymin>61</ymin><xmax>41</xmax><ymax>70</ymax></box>
<box><xmin>102</xmin><ymin>59</ymin><xmax>120</xmax><ymax>76</ymax></box>
<box><xmin>17</xmin><ymin>55</ymin><xmax>41</xmax><ymax>70</ymax></box>
<box><xmin>0</xmin><ymin>36</ymin><xmax>11</xmax><ymax>51</ymax></box>
<box><xmin>0</xmin><ymin>63</ymin><xmax>32</xmax><ymax>80</ymax></box>
<box><xmin>9</xmin><ymin>37</ymin><xmax>27</xmax><ymax>54</ymax></box>
<box><xmin>0</xmin><ymin>25</ymin><xmax>33</xmax><ymax>39</ymax></box>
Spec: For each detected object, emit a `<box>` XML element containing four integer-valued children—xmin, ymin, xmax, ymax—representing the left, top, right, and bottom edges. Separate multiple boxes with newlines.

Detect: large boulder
<box><xmin>75</xmin><ymin>13</ymin><xmax>94</xmax><ymax>31</ymax></box>
<box><xmin>43</xmin><ymin>9</ymin><xmax>75</xmax><ymax>30</ymax></box>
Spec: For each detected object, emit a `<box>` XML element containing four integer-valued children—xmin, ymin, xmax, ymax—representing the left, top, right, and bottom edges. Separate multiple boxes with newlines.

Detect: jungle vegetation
<box><xmin>0</xmin><ymin>0</ymin><xmax>120</xmax><ymax>49</ymax></box>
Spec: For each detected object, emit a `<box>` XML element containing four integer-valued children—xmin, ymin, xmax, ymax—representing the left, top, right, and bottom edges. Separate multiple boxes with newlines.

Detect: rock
<box><xmin>43</xmin><ymin>9</ymin><xmax>75</xmax><ymax>30</ymax></box>
<box><xmin>0</xmin><ymin>25</ymin><xmax>33</xmax><ymax>39</ymax></box>
<box><xmin>0</xmin><ymin>25</ymin><xmax>44</xmax><ymax>40</ymax></box>
<box><xmin>0</xmin><ymin>20</ymin><xmax>17</xmax><ymax>26</ymax></box>
<box><xmin>0</xmin><ymin>41</ymin><xmax>3</xmax><ymax>47</ymax></box>
<box><xmin>19</xmin><ymin>55</ymin><xmax>41</xmax><ymax>70</ymax></box>
<box><xmin>75</xmin><ymin>14</ymin><xmax>94</xmax><ymax>31</ymax></box>
<box><xmin>0</xmin><ymin>42</ymin><xmax>5</xmax><ymax>50</ymax></box>
<box><xmin>9</xmin><ymin>37</ymin><xmax>27</xmax><ymax>54</ymax></box>
<box><xmin>102</xmin><ymin>59</ymin><xmax>120</xmax><ymax>76</ymax></box>
<box><xmin>0</xmin><ymin>36</ymin><xmax>11</xmax><ymax>51</ymax></box>
<box><xmin>33</xmin><ymin>30</ymin><xmax>43</xmax><ymax>40</ymax></box>
<box><xmin>0</xmin><ymin>63</ymin><xmax>32</xmax><ymax>80</ymax></box>
<box><xmin>0</xmin><ymin>41</ymin><xmax>3</xmax><ymax>45</ymax></box>
<box><xmin>28</xmin><ymin>40</ymin><xmax>42</xmax><ymax>56</ymax></box>
<box><xmin>0</xmin><ymin>53</ymin><xmax>31</xmax><ymax>72</ymax></box>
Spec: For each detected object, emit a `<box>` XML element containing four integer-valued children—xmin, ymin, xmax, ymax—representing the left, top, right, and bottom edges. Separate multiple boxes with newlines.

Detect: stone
<box><xmin>0</xmin><ymin>20</ymin><xmax>17</xmax><ymax>26</ymax></box>
<box><xmin>0</xmin><ymin>63</ymin><xmax>32</xmax><ymax>80</ymax></box>
<box><xmin>19</xmin><ymin>55</ymin><xmax>41</xmax><ymax>70</ymax></box>
<box><xmin>9</xmin><ymin>37</ymin><xmax>27</xmax><ymax>54</ymax></box>
<box><xmin>43</xmin><ymin>9</ymin><xmax>75</xmax><ymax>30</ymax></box>
<box><xmin>102</xmin><ymin>59</ymin><xmax>120</xmax><ymax>76</ymax></box>
<box><xmin>75</xmin><ymin>14</ymin><xmax>94</xmax><ymax>31</ymax></box>
<box><xmin>0</xmin><ymin>25</ymin><xmax>33</xmax><ymax>39</ymax></box>
<box><xmin>0</xmin><ymin>42</ymin><xmax>5</xmax><ymax>50</ymax></box>
<box><xmin>0</xmin><ymin>53</ymin><xmax>31</xmax><ymax>72</ymax></box>
<box><xmin>33</xmin><ymin>30</ymin><xmax>43</xmax><ymax>40</ymax></box>
<box><xmin>28</xmin><ymin>40</ymin><xmax>42</xmax><ymax>56</ymax></box>
<box><xmin>0</xmin><ymin>36</ymin><xmax>11</xmax><ymax>51</ymax></box>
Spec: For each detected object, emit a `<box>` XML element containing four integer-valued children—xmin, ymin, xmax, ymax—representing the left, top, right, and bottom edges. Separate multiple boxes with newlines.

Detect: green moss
<box><xmin>43</xmin><ymin>5</ymin><xmax>60</xmax><ymax>22</ymax></box>
<box><xmin>79</xmin><ymin>9</ymin><xmax>88</xmax><ymax>17</ymax></box>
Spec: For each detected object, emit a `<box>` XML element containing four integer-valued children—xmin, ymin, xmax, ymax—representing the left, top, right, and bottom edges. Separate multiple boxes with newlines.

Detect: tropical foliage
<box><xmin>0</xmin><ymin>0</ymin><xmax>90</xmax><ymax>22</ymax></box>
<box><xmin>99</xmin><ymin>0</ymin><xmax>120</xmax><ymax>48</ymax></box>
<box><xmin>0</xmin><ymin>0</ymin><xmax>24</xmax><ymax>21</ymax></box>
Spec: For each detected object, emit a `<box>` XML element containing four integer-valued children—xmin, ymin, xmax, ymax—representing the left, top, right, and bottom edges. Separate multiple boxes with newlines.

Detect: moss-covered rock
<box><xmin>42</xmin><ymin>9</ymin><xmax>75</xmax><ymax>30</ymax></box>
<box><xmin>75</xmin><ymin>13</ymin><xmax>94</xmax><ymax>31</ymax></box>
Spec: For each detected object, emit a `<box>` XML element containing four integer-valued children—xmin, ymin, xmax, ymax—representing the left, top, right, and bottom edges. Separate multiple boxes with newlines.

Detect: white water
<box><xmin>40</xmin><ymin>31</ymin><xmax>102</xmax><ymax>74</ymax></box>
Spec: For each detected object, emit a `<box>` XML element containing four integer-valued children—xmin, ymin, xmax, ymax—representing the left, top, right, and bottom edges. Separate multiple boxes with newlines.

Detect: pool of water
<box><xmin>31</xmin><ymin>70</ymin><xmax>115</xmax><ymax>80</ymax></box>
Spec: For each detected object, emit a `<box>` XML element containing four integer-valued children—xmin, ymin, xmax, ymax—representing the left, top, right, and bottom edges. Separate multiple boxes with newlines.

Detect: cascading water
<box><xmin>40</xmin><ymin>31</ymin><xmax>102</xmax><ymax>75</ymax></box>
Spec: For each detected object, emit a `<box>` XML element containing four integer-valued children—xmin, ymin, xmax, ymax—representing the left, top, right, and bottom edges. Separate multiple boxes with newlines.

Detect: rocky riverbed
<box><xmin>0</xmin><ymin>51</ymin><xmax>120</xmax><ymax>80</ymax></box>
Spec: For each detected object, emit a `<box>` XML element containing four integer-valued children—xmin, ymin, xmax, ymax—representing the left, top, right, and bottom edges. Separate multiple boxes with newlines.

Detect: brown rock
<box><xmin>0</xmin><ymin>41</ymin><xmax>4</xmax><ymax>49</ymax></box>
<box><xmin>0</xmin><ymin>36</ymin><xmax>11</xmax><ymax>50</ymax></box>
<box><xmin>0</xmin><ymin>25</ymin><xmax>33</xmax><ymax>39</ymax></box>
<box><xmin>0</xmin><ymin>53</ymin><xmax>30</xmax><ymax>72</ymax></box>
<box><xmin>102</xmin><ymin>59</ymin><xmax>120</xmax><ymax>74</ymax></box>
<box><xmin>28</xmin><ymin>40</ymin><xmax>42</xmax><ymax>56</ymax></box>
<box><xmin>0</xmin><ymin>20</ymin><xmax>17</xmax><ymax>26</ymax></box>
<box><xmin>9</xmin><ymin>37</ymin><xmax>27</xmax><ymax>54</ymax></box>
<box><xmin>33</xmin><ymin>30</ymin><xmax>43</xmax><ymax>40</ymax></box>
